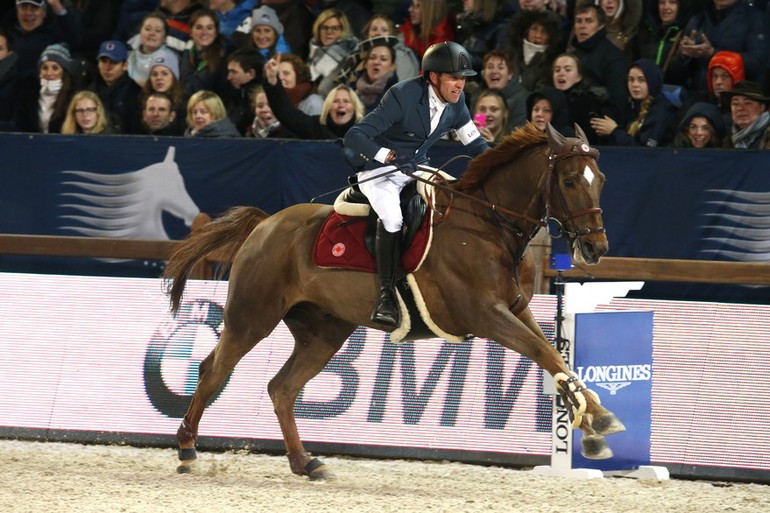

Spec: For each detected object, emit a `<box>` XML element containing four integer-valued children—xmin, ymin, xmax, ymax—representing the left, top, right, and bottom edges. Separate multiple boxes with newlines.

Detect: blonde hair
<box><xmin>362</xmin><ymin>13</ymin><xmax>396</xmax><ymax>38</ymax></box>
<box><xmin>474</xmin><ymin>89</ymin><xmax>510</xmax><ymax>143</ymax></box>
<box><xmin>627</xmin><ymin>96</ymin><xmax>653</xmax><ymax>137</ymax></box>
<box><xmin>61</xmin><ymin>90</ymin><xmax>110</xmax><ymax>134</ymax></box>
<box><xmin>186</xmin><ymin>90</ymin><xmax>227</xmax><ymax>128</ymax></box>
<box><xmin>312</xmin><ymin>9</ymin><xmax>352</xmax><ymax>43</ymax></box>
<box><xmin>417</xmin><ymin>0</ymin><xmax>448</xmax><ymax>45</ymax></box>
<box><xmin>319</xmin><ymin>84</ymin><xmax>365</xmax><ymax>125</ymax></box>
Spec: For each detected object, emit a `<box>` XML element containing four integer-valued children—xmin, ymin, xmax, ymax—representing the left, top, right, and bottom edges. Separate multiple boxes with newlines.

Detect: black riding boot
<box><xmin>371</xmin><ymin>220</ymin><xmax>400</xmax><ymax>327</ymax></box>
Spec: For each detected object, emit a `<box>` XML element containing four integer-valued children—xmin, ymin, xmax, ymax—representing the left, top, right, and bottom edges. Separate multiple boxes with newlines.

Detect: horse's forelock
<box><xmin>456</xmin><ymin>124</ymin><xmax>547</xmax><ymax>192</ymax></box>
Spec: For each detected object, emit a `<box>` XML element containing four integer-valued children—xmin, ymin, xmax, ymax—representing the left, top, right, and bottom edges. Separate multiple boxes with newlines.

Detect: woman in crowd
<box><xmin>478</xmin><ymin>49</ymin><xmax>528</xmax><ymax>130</ymax></box>
<box><xmin>633</xmin><ymin>0</ymin><xmax>690</xmax><ymax>86</ymax></box>
<box><xmin>248</xmin><ymin>84</ymin><xmax>295</xmax><ymax>138</ymax></box>
<box><xmin>127</xmin><ymin>12</ymin><xmax>170</xmax><ymax>88</ymax></box>
<box><xmin>590</xmin><ymin>58</ymin><xmax>677</xmax><ymax>146</ymax></box>
<box><xmin>399</xmin><ymin>0</ymin><xmax>454</xmax><ymax>59</ymax></box>
<box><xmin>473</xmin><ymin>89</ymin><xmax>510</xmax><ymax>144</ymax></box>
<box><xmin>248</xmin><ymin>5</ymin><xmax>291</xmax><ymax>60</ymax></box>
<box><xmin>552</xmin><ymin>53</ymin><xmax>615</xmax><ymax>144</ymax></box>
<box><xmin>273</xmin><ymin>53</ymin><xmax>323</xmax><ymax>116</ymax></box>
<box><xmin>361</xmin><ymin>14</ymin><xmax>419</xmax><ymax>80</ymax></box>
<box><xmin>507</xmin><ymin>9</ymin><xmax>564</xmax><ymax>92</ymax></box>
<box><xmin>456</xmin><ymin>0</ymin><xmax>513</xmax><ymax>74</ymax></box>
<box><xmin>671</xmin><ymin>101</ymin><xmax>725</xmax><ymax>148</ymax></box>
<box><xmin>185</xmin><ymin>89</ymin><xmax>241</xmax><ymax>138</ymax></box>
<box><xmin>353</xmin><ymin>41</ymin><xmax>398</xmax><ymax>113</ymax></box>
<box><xmin>264</xmin><ymin>53</ymin><xmax>365</xmax><ymax>139</ymax></box>
<box><xmin>180</xmin><ymin>8</ymin><xmax>231</xmax><ymax>96</ymax></box>
<box><xmin>526</xmin><ymin>87</ymin><xmax>573</xmax><ymax>135</ymax></box>
<box><xmin>307</xmin><ymin>9</ymin><xmax>358</xmax><ymax>86</ymax></box>
<box><xmin>141</xmin><ymin>48</ymin><xmax>188</xmax><ymax>127</ymax></box>
<box><xmin>12</xmin><ymin>43</ymin><xmax>77</xmax><ymax>134</ymax></box>
<box><xmin>61</xmin><ymin>90</ymin><xmax>112</xmax><ymax>135</ymax></box>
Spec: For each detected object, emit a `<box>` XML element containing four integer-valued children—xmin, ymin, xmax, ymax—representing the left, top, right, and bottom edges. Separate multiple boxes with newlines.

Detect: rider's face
<box><xmin>430</xmin><ymin>72</ymin><xmax>466</xmax><ymax>104</ymax></box>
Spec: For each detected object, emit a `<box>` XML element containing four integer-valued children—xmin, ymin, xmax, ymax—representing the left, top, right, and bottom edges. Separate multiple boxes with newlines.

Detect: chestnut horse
<box><xmin>163</xmin><ymin>124</ymin><xmax>624</xmax><ymax>479</ymax></box>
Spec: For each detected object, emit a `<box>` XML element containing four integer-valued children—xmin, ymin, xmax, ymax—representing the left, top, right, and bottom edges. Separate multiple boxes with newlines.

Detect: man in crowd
<box><xmin>88</xmin><ymin>39</ymin><xmax>142</xmax><ymax>134</ymax></box>
<box><xmin>141</xmin><ymin>91</ymin><xmax>183</xmax><ymax>136</ymax></box>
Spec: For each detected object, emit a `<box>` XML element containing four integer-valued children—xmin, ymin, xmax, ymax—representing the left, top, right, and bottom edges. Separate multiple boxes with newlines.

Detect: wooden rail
<box><xmin>543</xmin><ymin>256</ymin><xmax>770</xmax><ymax>286</ymax></box>
<box><xmin>0</xmin><ymin>234</ymin><xmax>176</xmax><ymax>260</ymax></box>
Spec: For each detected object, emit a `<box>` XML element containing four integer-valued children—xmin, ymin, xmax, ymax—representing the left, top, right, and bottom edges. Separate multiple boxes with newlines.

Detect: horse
<box><xmin>60</xmin><ymin>146</ymin><xmax>200</xmax><ymax>240</ymax></box>
<box><xmin>163</xmin><ymin>123</ymin><xmax>624</xmax><ymax>479</ymax></box>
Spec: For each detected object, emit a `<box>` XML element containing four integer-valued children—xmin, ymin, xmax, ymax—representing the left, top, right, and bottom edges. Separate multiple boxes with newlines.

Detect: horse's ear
<box><xmin>574</xmin><ymin>123</ymin><xmax>590</xmax><ymax>144</ymax></box>
<box><xmin>545</xmin><ymin>122</ymin><xmax>567</xmax><ymax>152</ymax></box>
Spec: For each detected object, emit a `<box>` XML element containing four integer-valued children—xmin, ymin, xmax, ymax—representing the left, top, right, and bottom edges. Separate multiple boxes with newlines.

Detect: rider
<box><xmin>343</xmin><ymin>41</ymin><xmax>490</xmax><ymax>328</ymax></box>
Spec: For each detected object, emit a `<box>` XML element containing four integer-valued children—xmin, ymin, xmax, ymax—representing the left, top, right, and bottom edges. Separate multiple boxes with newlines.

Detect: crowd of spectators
<box><xmin>0</xmin><ymin>0</ymin><xmax>769</xmax><ymax>148</ymax></box>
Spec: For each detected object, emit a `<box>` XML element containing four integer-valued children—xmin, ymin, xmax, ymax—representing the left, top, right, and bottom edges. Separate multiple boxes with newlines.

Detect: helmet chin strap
<box><xmin>428</xmin><ymin>72</ymin><xmax>449</xmax><ymax>103</ymax></box>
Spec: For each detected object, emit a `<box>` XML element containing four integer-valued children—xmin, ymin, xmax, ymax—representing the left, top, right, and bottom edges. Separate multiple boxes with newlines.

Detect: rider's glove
<box><xmin>392</xmin><ymin>155</ymin><xmax>417</xmax><ymax>176</ymax></box>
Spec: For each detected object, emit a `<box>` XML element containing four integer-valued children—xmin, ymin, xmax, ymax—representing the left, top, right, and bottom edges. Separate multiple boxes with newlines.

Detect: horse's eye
<box><xmin>564</xmin><ymin>179</ymin><xmax>575</xmax><ymax>188</ymax></box>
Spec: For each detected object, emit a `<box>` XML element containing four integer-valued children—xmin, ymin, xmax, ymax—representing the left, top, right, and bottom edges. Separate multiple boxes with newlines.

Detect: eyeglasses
<box><xmin>320</xmin><ymin>24</ymin><xmax>342</xmax><ymax>33</ymax></box>
<box><xmin>74</xmin><ymin>107</ymin><xmax>98</xmax><ymax>115</ymax></box>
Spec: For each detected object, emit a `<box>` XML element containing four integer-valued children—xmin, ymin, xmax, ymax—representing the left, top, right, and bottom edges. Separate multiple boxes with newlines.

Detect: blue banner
<box><xmin>571</xmin><ymin>311</ymin><xmax>654</xmax><ymax>471</ymax></box>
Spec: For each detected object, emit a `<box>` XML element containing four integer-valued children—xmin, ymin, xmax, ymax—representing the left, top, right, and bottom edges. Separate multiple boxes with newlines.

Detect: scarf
<box><xmin>355</xmin><ymin>71</ymin><xmax>393</xmax><ymax>107</ymax></box>
<box><xmin>522</xmin><ymin>39</ymin><xmax>547</xmax><ymax>66</ymax></box>
<box><xmin>38</xmin><ymin>80</ymin><xmax>61</xmax><ymax>134</ymax></box>
<box><xmin>731</xmin><ymin>111</ymin><xmax>770</xmax><ymax>149</ymax></box>
<box><xmin>252</xmin><ymin>117</ymin><xmax>282</xmax><ymax>138</ymax></box>
<box><xmin>286</xmin><ymin>82</ymin><xmax>313</xmax><ymax>107</ymax></box>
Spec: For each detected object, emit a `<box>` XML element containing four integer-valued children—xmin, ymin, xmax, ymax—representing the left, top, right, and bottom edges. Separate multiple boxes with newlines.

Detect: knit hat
<box><xmin>16</xmin><ymin>0</ymin><xmax>46</xmax><ymax>6</ymax></box>
<box><xmin>678</xmin><ymin>102</ymin><xmax>725</xmax><ymax>137</ymax></box>
<box><xmin>150</xmin><ymin>48</ymin><xmax>180</xmax><ymax>80</ymax></box>
<box><xmin>707</xmin><ymin>51</ymin><xmax>745</xmax><ymax>95</ymax></box>
<box><xmin>39</xmin><ymin>43</ymin><xmax>72</xmax><ymax>73</ymax></box>
<box><xmin>251</xmin><ymin>5</ymin><xmax>283</xmax><ymax>35</ymax></box>
<box><xmin>630</xmin><ymin>58</ymin><xmax>663</xmax><ymax>98</ymax></box>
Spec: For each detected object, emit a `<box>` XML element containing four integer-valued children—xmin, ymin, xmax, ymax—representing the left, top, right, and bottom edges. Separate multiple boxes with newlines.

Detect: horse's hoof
<box><xmin>304</xmin><ymin>457</ymin><xmax>332</xmax><ymax>481</ymax></box>
<box><xmin>177</xmin><ymin>462</ymin><xmax>195</xmax><ymax>474</ymax></box>
<box><xmin>582</xmin><ymin>434</ymin><xmax>613</xmax><ymax>460</ymax></box>
<box><xmin>592</xmin><ymin>412</ymin><xmax>626</xmax><ymax>436</ymax></box>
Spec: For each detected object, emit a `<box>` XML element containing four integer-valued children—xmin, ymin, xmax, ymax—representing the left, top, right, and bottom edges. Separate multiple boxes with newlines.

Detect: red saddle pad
<box><xmin>313</xmin><ymin>211</ymin><xmax>431</xmax><ymax>273</ymax></box>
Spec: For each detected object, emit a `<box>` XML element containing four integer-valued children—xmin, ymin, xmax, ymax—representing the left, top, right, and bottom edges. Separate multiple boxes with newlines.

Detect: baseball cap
<box><xmin>16</xmin><ymin>0</ymin><xmax>46</xmax><ymax>6</ymax></box>
<box><xmin>98</xmin><ymin>40</ymin><xmax>128</xmax><ymax>63</ymax></box>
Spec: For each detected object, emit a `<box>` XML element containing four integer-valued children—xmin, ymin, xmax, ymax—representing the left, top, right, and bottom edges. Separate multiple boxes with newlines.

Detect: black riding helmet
<box><xmin>421</xmin><ymin>41</ymin><xmax>477</xmax><ymax>77</ymax></box>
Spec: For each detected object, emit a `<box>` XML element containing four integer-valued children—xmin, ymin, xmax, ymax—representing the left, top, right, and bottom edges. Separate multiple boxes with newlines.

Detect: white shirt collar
<box><xmin>428</xmin><ymin>83</ymin><xmax>448</xmax><ymax>115</ymax></box>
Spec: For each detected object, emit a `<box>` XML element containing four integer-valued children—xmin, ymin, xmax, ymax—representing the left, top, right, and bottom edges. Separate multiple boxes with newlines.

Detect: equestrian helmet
<box><xmin>421</xmin><ymin>41</ymin><xmax>477</xmax><ymax>77</ymax></box>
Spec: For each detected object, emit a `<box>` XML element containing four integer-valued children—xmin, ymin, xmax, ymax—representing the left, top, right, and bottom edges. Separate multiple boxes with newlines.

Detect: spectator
<box><xmin>361</xmin><ymin>14</ymin><xmax>419</xmax><ymax>80</ymax></box>
<box><xmin>722</xmin><ymin>81</ymin><xmax>770</xmax><ymax>149</ymax></box>
<box><xmin>271</xmin><ymin>53</ymin><xmax>323</xmax><ymax>115</ymax></box>
<box><xmin>2</xmin><ymin>0</ymin><xmax>82</xmax><ymax>79</ymax></box>
<box><xmin>679</xmin><ymin>0</ymin><xmax>768</xmax><ymax>92</ymax></box>
<box><xmin>456</xmin><ymin>0</ymin><xmax>514</xmax><ymax>74</ymax></box>
<box><xmin>61</xmin><ymin>90</ymin><xmax>112</xmax><ymax>134</ymax></box>
<box><xmin>551</xmin><ymin>52</ymin><xmax>614</xmax><ymax>144</ymax></box>
<box><xmin>590</xmin><ymin>58</ymin><xmax>677</xmax><ymax>146</ymax></box>
<box><xmin>671</xmin><ymin>101</ymin><xmax>725</xmax><ymax>147</ymax></box>
<box><xmin>352</xmin><ymin>40</ymin><xmax>399</xmax><ymax>113</ymax></box>
<box><xmin>111</xmin><ymin>0</ymin><xmax>159</xmax><ymax>43</ymax></box>
<box><xmin>633</xmin><ymin>0</ymin><xmax>690</xmax><ymax>86</ymax></box>
<box><xmin>265</xmin><ymin>54</ymin><xmax>365</xmax><ymax>139</ymax></box>
<box><xmin>399</xmin><ymin>0</ymin><xmax>455</xmax><ymax>59</ymax></box>
<box><xmin>141</xmin><ymin>47</ymin><xmax>188</xmax><ymax>122</ymax></box>
<box><xmin>567</xmin><ymin>4</ymin><xmax>630</xmax><ymax>118</ymax></box>
<box><xmin>526</xmin><ymin>86</ymin><xmax>573</xmax><ymax>134</ymax></box>
<box><xmin>0</xmin><ymin>27</ymin><xmax>19</xmax><ymax>122</ymax></box>
<box><xmin>224</xmin><ymin>47</ymin><xmax>263</xmax><ymax>134</ymax></box>
<box><xmin>179</xmin><ymin>8</ymin><xmax>231</xmax><ymax>96</ymax></box>
<box><xmin>315</xmin><ymin>0</ymin><xmax>373</xmax><ymax>36</ymax></box>
<box><xmin>159</xmin><ymin>0</ymin><xmax>204</xmax><ymax>52</ymax></box>
<box><xmin>88</xmin><ymin>40</ymin><xmax>142</xmax><ymax>134</ymax></box>
<box><xmin>9</xmin><ymin>42</ymin><xmax>76</xmax><ymax>133</ymax></box>
<box><xmin>576</xmin><ymin>0</ymin><xmax>642</xmax><ymax>54</ymax></box>
<box><xmin>209</xmin><ymin>0</ymin><xmax>256</xmax><ymax>46</ymax></box>
<box><xmin>307</xmin><ymin>8</ymin><xmax>358</xmax><ymax>87</ymax></box>
<box><xmin>479</xmin><ymin>49</ymin><xmax>528</xmax><ymax>129</ymax></box>
<box><xmin>141</xmin><ymin>90</ymin><xmax>184</xmax><ymax>135</ymax></box>
<box><xmin>257</xmin><ymin>0</ymin><xmax>314</xmax><ymax>61</ymax></box>
<box><xmin>127</xmin><ymin>11</ymin><xmax>170</xmax><ymax>88</ymax></box>
<box><xmin>71</xmin><ymin>0</ymin><xmax>122</xmax><ymax>63</ymax></box>
<box><xmin>248</xmin><ymin>84</ymin><xmax>296</xmax><ymax>137</ymax></box>
<box><xmin>507</xmin><ymin>9</ymin><xmax>564</xmax><ymax>92</ymax></box>
<box><xmin>184</xmin><ymin>88</ymin><xmax>241</xmax><ymax>137</ymax></box>
<box><xmin>248</xmin><ymin>5</ymin><xmax>290</xmax><ymax>60</ymax></box>
<box><xmin>473</xmin><ymin>88</ymin><xmax>510</xmax><ymax>143</ymax></box>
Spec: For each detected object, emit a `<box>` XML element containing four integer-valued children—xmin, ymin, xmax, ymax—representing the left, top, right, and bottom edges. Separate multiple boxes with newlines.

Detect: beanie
<box><xmin>707</xmin><ymin>51</ymin><xmax>745</xmax><ymax>95</ymax></box>
<box><xmin>150</xmin><ymin>48</ymin><xmax>180</xmax><ymax>80</ymax></box>
<box><xmin>39</xmin><ymin>43</ymin><xmax>72</xmax><ymax>73</ymax></box>
<box><xmin>251</xmin><ymin>5</ymin><xmax>284</xmax><ymax>35</ymax></box>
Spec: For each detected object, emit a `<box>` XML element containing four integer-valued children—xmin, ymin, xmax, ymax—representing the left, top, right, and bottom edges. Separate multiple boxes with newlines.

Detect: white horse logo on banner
<box><xmin>59</xmin><ymin>146</ymin><xmax>200</xmax><ymax>240</ymax></box>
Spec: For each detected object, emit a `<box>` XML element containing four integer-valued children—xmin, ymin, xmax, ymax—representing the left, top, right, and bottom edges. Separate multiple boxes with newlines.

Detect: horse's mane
<box><xmin>455</xmin><ymin>123</ymin><xmax>547</xmax><ymax>193</ymax></box>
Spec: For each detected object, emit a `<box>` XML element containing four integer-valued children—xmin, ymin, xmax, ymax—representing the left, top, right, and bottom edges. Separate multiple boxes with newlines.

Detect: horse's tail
<box><xmin>163</xmin><ymin>206</ymin><xmax>270</xmax><ymax>315</ymax></box>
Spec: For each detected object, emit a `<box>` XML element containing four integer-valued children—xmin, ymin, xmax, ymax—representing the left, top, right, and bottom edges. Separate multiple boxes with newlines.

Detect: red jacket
<box><xmin>400</xmin><ymin>16</ymin><xmax>455</xmax><ymax>59</ymax></box>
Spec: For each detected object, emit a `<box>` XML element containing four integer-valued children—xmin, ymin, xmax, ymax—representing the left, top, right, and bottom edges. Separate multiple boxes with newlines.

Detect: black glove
<box><xmin>392</xmin><ymin>155</ymin><xmax>417</xmax><ymax>175</ymax></box>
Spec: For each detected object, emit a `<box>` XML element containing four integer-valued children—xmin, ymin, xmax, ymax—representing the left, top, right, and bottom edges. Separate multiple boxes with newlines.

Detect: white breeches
<box><xmin>358</xmin><ymin>165</ymin><xmax>414</xmax><ymax>233</ymax></box>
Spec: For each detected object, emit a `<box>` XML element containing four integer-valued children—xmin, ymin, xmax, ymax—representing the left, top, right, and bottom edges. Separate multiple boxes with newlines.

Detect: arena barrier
<box><xmin>0</xmin><ymin>270</ymin><xmax>768</xmax><ymax>483</ymax></box>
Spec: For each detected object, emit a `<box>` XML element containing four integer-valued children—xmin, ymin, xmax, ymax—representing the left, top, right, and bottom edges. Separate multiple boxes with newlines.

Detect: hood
<box><xmin>631</xmin><ymin>58</ymin><xmax>663</xmax><ymax>97</ymax></box>
<box><xmin>707</xmin><ymin>51</ymin><xmax>745</xmax><ymax>95</ymax></box>
<box><xmin>677</xmin><ymin>101</ymin><xmax>726</xmax><ymax>137</ymax></box>
<box><xmin>526</xmin><ymin>87</ymin><xmax>571</xmax><ymax>130</ymax></box>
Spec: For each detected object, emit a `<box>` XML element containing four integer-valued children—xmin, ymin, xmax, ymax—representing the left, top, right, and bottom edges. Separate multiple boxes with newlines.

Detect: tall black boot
<box><xmin>371</xmin><ymin>220</ymin><xmax>401</xmax><ymax>327</ymax></box>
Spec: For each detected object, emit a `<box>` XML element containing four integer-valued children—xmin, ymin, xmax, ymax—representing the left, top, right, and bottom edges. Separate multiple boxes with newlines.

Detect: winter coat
<box><xmin>498</xmin><ymin>78</ymin><xmax>530</xmax><ymax>130</ymax></box>
<box><xmin>456</xmin><ymin>5</ymin><xmax>514</xmax><ymax>73</ymax></box>
<box><xmin>633</xmin><ymin>0</ymin><xmax>691</xmax><ymax>86</ymax></box>
<box><xmin>562</xmin><ymin>80</ymin><xmax>616</xmax><ymax>145</ymax></box>
<box><xmin>216</xmin><ymin>0</ymin><xmax>256</xmax><ymax>42</ymax></box>
<box><xmin>508</xmin><ymin>10</ymin><xmax>565</xmax><ymax>92</ymax></box>
<box><xmin>87</xmin><ymin>72</ymin><xmax>143</xmax><ymax>134</ymax></box>
<box><xmin>185</xmin><ymin>116</ymin><xmax>241</xmax><ymax>138</ymax></box>
<box><xmin>399</xmin><ymin>16</ymin><xmax>455</xmax><ymax>59</ymax></box>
